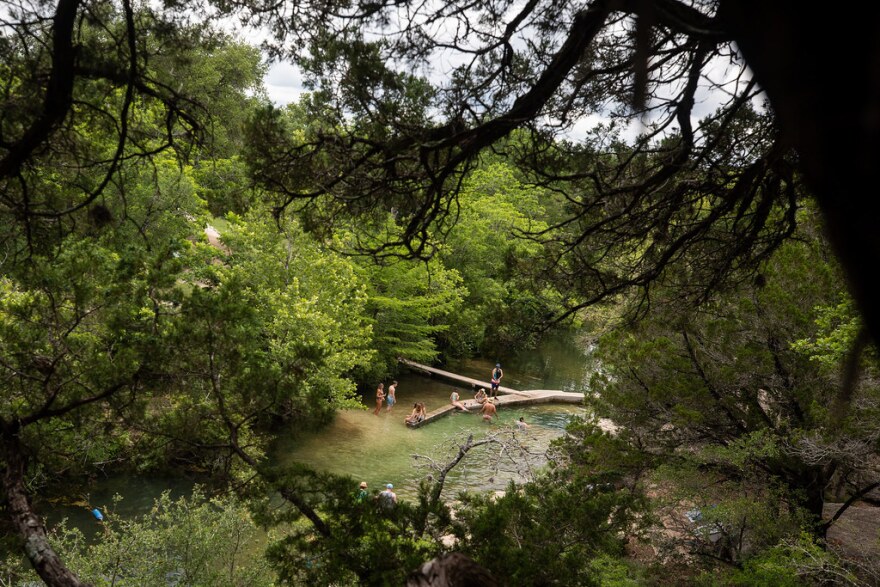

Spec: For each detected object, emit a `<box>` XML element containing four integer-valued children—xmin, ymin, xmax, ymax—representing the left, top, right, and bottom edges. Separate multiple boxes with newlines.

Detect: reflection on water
<box><xmin>445</xmin><ymin>329</ymin><xmax>596</xmax><ymax>393</ymax></box>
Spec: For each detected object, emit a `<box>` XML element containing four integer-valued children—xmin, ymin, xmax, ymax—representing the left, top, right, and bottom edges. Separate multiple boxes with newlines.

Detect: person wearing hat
<box><xmin>357</xmin><ymin>481</ymin><xmax>369</xmax><ymax>503</ymax></box>
<box><xmin>378</xmin><ymin>483</ymin><xmax>397</xmax><ymax>510</ymax></box>
<box><xmin>490</xmin><ymin>363</ymin><xmax>503</xmax><ymax>398</ymax></box>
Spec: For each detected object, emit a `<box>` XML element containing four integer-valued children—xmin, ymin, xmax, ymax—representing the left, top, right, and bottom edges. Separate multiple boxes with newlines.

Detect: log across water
<box><xmin>398</xmin><ymin>358</ymin><xmax>585</xmax><ymax>428</ymax></box>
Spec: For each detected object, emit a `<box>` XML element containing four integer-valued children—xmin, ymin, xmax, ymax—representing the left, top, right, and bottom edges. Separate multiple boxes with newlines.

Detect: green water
<box><xmin>46</xmin><ymin>331</ymin><xmax>593</xmax><ymax>524</ymax></box>
<box><xmin>274</xmin><ymin>331</ymin><xmax>593</xmax><ymax>500</ymax></box>
<box><xmin>444</xmin><ymin>330</ymin><xmax>596</xmax><ymax>392</ymax></box>
<box><xmin>42</xmin><ymin>476</ymin><xmax>195</xmax><ymax>536</ymax></box>
<box><xmin>274</xmin><ymin>381</ymin><xmax>584</xmax><ymax>500</ymax></box>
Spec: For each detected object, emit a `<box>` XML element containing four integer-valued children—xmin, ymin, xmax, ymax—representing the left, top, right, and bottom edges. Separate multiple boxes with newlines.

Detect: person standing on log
<box><xmin>490</xmin><ymin>363</ymin><xmax>503</xmax><ymax>398</ymax></box>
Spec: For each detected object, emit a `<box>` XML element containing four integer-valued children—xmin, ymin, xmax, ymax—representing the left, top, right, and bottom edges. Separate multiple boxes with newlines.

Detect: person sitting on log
<box><xmin>405</xmin><ymin>402</ymin><xmax>427</xmax><ymax>425</ymax></box>
<box><xmin>450</xmin><ymin>389</ymin><xmax>468</xmax><ymax>411</ymax></box>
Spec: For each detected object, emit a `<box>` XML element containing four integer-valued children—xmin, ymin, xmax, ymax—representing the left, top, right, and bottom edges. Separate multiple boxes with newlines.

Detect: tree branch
<box><xmin>820</xmin><ymin>480</ymin><xmax>880</xmax><ymax>534</ymax></box>
<box><xmin>427</xmin><ymin>434</ymin><xmax>500</xmax><ymax>509</ymax></box>
<box><xmin>682</xmin><ymin>329</ymin><xmax>746</xmax><ymax>434</ymax></box>
<box><xmin>1</xmin><ymin>429</ymin><xmax>91</xmax><ymax>586</ymax></box>
<box><xmin>0</xmin><ymin>0</ymin><xmax>81</xmax><ymax>181</ymax></box>
<box><xmin>19</xmin><ymin>380</ymin><xmax>130</xmax><ymax>428</ymax></box>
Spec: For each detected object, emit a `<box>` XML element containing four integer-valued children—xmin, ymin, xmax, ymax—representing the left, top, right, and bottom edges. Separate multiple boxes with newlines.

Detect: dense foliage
<box><xmin>579</xmin><ymin>209</ymin><xmax>880</xmax><ymax>582</ymax></box>
<box><xmin>3</xmin><ymin>489</ymin><xmax>274</xmax><ymax>586</ymax></box>
<box><xmin>3</xmin><ymin>0</ymin><xmax>880</xmax><ymax>585</ymax></box>
<box><xmin>0</xmin><ymin>13</ymin><xmax>585</xmax><ymax>585</ymax></box>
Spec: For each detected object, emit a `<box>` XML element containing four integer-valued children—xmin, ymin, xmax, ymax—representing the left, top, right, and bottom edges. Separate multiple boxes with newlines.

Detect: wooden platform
<box><xmin>399</xmin><ymin>359</ymin><xmax>585</xmax><ymax>428</ymax></box>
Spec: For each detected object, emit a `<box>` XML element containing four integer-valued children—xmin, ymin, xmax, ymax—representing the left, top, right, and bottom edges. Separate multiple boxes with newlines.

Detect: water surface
<box><xmin>46</xmin><ymin>330</ymin><xmax>593</xmax><ymax>525</ymax></box>
<box><xmin>275</xmin><ymin>385</ymin><xmax>584</xmax><ymax>500</ymax></box>
<box><xmin>274</xmin><ymin>331</ymin><xmax>593</xmax><ymax>500</ymax></box>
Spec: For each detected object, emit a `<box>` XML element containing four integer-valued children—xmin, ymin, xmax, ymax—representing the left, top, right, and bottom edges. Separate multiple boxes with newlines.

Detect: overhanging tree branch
<box><xmin>0</xmin><ymin>0</ymin><xmax>81</xmax><ymax>182</ymax></box>
<box><xmin>1</xmin><ymin>428</ymin><xmax>92</xmax><ymax>587</ymax></box>
<box><xmin>820</xmin><ymin>480</ymin><xmax>880</xmax><ymax>534</ymax></box>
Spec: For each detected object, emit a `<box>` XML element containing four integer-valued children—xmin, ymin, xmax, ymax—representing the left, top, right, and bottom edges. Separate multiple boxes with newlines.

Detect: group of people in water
<box><xmin>373</xmin><ymin>380</ymin><xmax>398</xmax><ymax>415</ymax></box>
<box><xmin>449</xmin><ymin>386</ymin><xmax>497</xmax><ymax>419</ymax></box>
<box><xmin>359</xmin><ymin>363</ymin><xmax>527</xmax><ymax>509</ymax></box>
<box><xmin>447</xmin><ymin>363</ymin><xmax>505</xmax><ymax>421</ymax></box>
<box><xmin>372</xmin><ymin>363</ymin><xmax>528</xmax><ymax>427</ymax></box>
<box><xmin>372</xmin><ymin>380</ymin><xmax>429</xmax><ymax>425</ymax></box>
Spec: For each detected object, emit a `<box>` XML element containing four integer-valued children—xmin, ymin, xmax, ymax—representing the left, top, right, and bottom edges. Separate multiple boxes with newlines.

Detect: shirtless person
<box><xmin>386</xmin><ymin>380</ymin><xmax>397</xmax><ymax>412</ymax></box>
<box><xmin>373</xmin><ymin>383</ymin><xmax>385</xmax><ymax>415</ymax></box>
<box><xmin>450</xmin><ymin>389</ymin><xmax>468</xmax><ymax>411</ymax></box>
<box><xmin>480</xmin><ymin>399</ymin><xmax>497</xmax><ymax>421</ymax></box>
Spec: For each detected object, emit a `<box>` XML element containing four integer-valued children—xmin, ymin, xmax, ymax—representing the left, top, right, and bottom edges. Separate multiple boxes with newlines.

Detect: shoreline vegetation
<box><xmin>3</xmin><ymin>2</ymin><xmax>880</xmax><ymax>583</ymax></box>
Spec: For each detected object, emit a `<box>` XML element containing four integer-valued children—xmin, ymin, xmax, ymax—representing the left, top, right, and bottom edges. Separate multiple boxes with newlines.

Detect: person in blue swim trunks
<box><xmin>386</xmin><ymin>380</ymin><xmax>397</xmax><ymax>412</ymax></box>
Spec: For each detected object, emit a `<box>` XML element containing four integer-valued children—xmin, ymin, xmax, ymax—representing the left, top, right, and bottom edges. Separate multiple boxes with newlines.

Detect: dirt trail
<box><xmin>824</xmin><ymin>502</ymin><xmax>880</xmax><ymax>562</ymax></box>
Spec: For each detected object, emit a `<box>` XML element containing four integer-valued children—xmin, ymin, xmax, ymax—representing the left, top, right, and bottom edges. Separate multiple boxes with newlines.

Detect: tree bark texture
<box><xmin>2</xmin><ymin>430</ymin><xmax>91</xmax><ymax>587</ymax></box>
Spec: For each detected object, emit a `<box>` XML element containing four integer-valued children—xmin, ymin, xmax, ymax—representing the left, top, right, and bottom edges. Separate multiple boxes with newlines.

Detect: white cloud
<box><xmin>264</xmin><ymin>61</ymin><xmax>305</xmax><ymax>106</ymax></box>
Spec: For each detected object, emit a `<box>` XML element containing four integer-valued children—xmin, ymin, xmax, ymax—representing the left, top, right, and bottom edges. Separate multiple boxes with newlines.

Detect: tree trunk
<box><xmin>2</xmin><ymin>430</ymin><xmax>91</xmax><ymax>587</ymax></box>
<box><xmin>721</xmin><ymin>1</ymin><xmax>880</xmax><ymax>350</ymax></box>
<box><xmin>785</xmin><ymin>465</ymin><xmax>830</xmax><ymax>538</ymax></box>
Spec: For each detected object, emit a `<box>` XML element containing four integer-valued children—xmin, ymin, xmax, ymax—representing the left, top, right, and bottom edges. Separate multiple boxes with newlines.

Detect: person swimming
<box><xmin>480</xmin><ymin>399</ymin><xmax>497</xmax><ymax>421</ymax></box>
